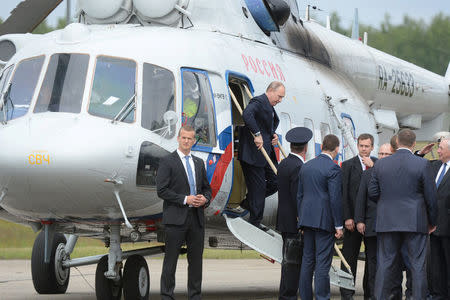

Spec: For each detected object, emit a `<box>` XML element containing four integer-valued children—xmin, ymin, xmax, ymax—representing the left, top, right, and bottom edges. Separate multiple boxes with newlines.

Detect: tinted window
<box><xmin>142</xmin><ymin>63</ymin><xmax>175</xmax><ymax>138</ymax></box>
<box><xmin>34</xmin><ymin>54</ymin><xmax>89</xmax><ymax>114</ymax></box>
<box><xmin>0</xmin><ymin>56</ymin><xmax>44</xmax><ymax>121</ymax></box>
<box><xmin>88</xmin><ymin>56</ymin><xmax>136</xmax><ymax>123</ymax></box>
<box><xmin>136</xmin><ymin>141</ymin><xmax>170</xmax><ymax>187</ymax></box>
<box><xmin>182</xmin><ymin>70</ymin><xmax>216</xmax><ymax>147</ymax></box>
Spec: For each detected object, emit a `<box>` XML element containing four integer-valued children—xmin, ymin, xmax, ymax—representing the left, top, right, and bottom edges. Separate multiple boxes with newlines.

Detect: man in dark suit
<box><xmin>238</xmin><ymin>81</ymin><xmax>283</xmax><ymax>228</ymax></box>
<box><xmin>429</xmin><ymin>138</ymin><xmax>450</xmax><ymax>299</ymax></box>
<box><xmin>298</xmin><ymin>134</ymin><xmax>344</xmax><ymax>300</ymax></box>
<box><xmin>276</xmin><ymin>127</ymin><xmax>312</xmax><ymax>300</ymax></box>
<box><xmin>355</xmin><ymin>143</ymin><xmax>392</xmax><ymax>300</ymax></box>
<box><xmin>156</xmin><ymin>125</ymin><xmax>212</xmax><ymax>300</ymax></box>
<box><xmin>340</xmin><ymin>133</ymin><xmax>377</xmax><ymax>300</ymax></box>
<box><xmin>368</xmin><ymin>129</ymin><xmax>437</xmax><ymax>300</ymax></box>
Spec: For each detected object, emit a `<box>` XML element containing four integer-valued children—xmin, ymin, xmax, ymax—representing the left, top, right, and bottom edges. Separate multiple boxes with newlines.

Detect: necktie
<box><xmin>184</xmin><ymin>156</ymin><xmax>196</xmax><ymax>195</ymax></box>
<box><xmin>436</xmin><ymin>163</ymin><xmax>447</xmax><ymax>187</ymax></box>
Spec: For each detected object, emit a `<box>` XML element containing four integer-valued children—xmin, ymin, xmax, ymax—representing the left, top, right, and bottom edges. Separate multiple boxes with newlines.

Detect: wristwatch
<box><xmin>254</xmin><ymin>132</ymin><xmax>261</xmax><ymax>137</ymax></box>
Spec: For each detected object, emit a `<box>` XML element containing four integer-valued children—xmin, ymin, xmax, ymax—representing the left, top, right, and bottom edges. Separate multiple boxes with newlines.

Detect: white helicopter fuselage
<box><xmin>0</xmin><ymin>1</ymin><xmax>448</xmax><ymax>232</ymax></box>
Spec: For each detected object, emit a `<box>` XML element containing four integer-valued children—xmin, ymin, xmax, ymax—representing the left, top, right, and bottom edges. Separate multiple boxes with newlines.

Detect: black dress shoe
<box><xmin>240</xmin><ymin>198</ymin><xmax>249</xmax><ymax>210</ymax></box>
<box><xmin>258</xmin><ymin>225</ymin><xmax>269</xmax><ymax>232</ymax></box>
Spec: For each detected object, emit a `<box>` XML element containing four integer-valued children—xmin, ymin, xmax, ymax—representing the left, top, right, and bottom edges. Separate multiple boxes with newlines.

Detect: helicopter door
<box><xmin>225</xmin><ymin>74</ymin><xmax>253</xmax><ymax>212</ymax></box>
<box><xmin>181</xmin><ymin>68</ymin><xmax>218</xmax><ymax>151</ymax></box>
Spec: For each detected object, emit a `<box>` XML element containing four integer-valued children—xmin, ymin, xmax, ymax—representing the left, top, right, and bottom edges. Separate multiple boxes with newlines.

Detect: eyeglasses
<box><xmin>378</xmin><ymin>152</ymin><xmax>392</xmax><ymax>156</ymax></box>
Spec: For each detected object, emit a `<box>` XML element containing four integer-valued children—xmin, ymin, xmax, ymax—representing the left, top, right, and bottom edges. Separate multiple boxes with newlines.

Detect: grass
<box><xmin>0</xmin><ymin>220</ymin><xmax>260</xmax><ymax>260</ymax></box>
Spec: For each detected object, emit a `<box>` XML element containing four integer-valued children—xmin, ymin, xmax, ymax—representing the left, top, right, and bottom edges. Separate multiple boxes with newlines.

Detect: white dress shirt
<box><xmin>358</xmin><ymin>155</ymin><xmax>373</xmax><ymax>171</ymax></box>
<box><xmin>397</xmin><ymin>147</ymin><xmax>413</xmax><ymax>153</ymax></box>
<box><xmin>322</xmin><ymin>153</ymin><xmax>333</xmax><ymax>160</ymax></box>
<box><xmin>435</xmin><ymin>160</ymin><xmax>450</xmax><ymax>184</ymax></box>
<box><xmin>177</xmin><ymin>149</ymin><xmax>196</xmax><ymax>205</ymax></box>
<box><xmin>291</xmin><ymin>152</ymin><xmax>305</xmax><ymax>164</ymax></box>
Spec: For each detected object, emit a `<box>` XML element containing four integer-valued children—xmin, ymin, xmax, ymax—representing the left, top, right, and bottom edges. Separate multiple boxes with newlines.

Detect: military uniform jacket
<box><xmin>277</xmin><ymin>153</ymin><xmax>303</xmax><ymax>233</ymax></box>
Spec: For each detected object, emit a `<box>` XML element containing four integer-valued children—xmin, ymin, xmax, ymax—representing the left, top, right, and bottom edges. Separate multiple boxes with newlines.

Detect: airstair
<box><xmin>224</xmin><ymin>215</ymin><xmax>355</xmax><ymax>290</ymax></box>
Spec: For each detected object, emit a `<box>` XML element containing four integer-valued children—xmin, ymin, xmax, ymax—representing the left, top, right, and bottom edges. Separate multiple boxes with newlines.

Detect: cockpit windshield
<box><xmin>34</xmin><ymin>54</ymin><xmax>89</xmax><ymax>114</ymax></box>
<box><xmin>88</xmin><ymin>56</ymin><xmax>136</xmax><ymax>123</ymax></box>
<box><xmin>0</xmin><ymin>56</ymin><xmax>44</xmax><ymax>122</ymax></box>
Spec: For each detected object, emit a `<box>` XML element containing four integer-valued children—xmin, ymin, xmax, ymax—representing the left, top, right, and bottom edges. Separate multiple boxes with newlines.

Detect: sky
<box><xmin>0</xmin><ymin>0</ymin><xmax>449</xmax><ymax>28</ymax></box>
<box><xmin>296</xmin><ymin>0</ymin><xmax>450</xmax><ymax>29</ymax></box>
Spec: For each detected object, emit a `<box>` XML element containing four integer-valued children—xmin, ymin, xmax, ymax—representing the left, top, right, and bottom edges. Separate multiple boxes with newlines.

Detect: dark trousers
<box><xmin>363</xmin><ymin>236</ymin><xmax>377</xmax><ymax>299</ymax></box>
<box><xmin>375</xmin><ymin>232</ymin><xmax>428</xmax><ymax>300</ymax></box>
<box><xmin>391</xmin><ymin>245</ymin><xmax>412</xmax><ymax>299</ymax></box>
<box><xmin>429</xmin><ymin>235</ymin><xmax>450</xmax><ymax>299</ymax></box>
<box><xmin>241</xmin><ymin>161</ymin><xmax>277</xmax><ymax>226</ymax></box>
<box><xmin>340</xmin><ymin>229</ymin><xmax>365</xmax><ymax>299</ymax></box>
<box><xmin>300</xmin><ymin>227</ymin><xmax>334</xmax><ymax>300</ymax></box>
<box><xmin>279</xmin><ymin>232</ymin><xmax>301</xmax><ymax>300</ymax></box>
<box><xmin>161</xmin><ymin>209</ymin><xmax>205</xmax><ymax>300</ymax></box>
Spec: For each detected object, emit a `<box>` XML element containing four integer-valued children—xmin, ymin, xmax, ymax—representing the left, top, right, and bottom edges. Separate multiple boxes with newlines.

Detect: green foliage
<box><xmin>32</xmin><ymin>17</ymin><xmax>68</xmax><ymax>34</ymax></box>
<box><xmin>330</xmin><ymin>12</ymin><xmax>450</xmax><ymax>76</ymax></box>
<box><xmin>0</xmin><ymin>220</ymin><xmax>260</xmax><ymax>259</ymax></box>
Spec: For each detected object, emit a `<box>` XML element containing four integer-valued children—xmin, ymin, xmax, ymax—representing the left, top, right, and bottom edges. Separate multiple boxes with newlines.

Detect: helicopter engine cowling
<box><xmin>133</xmin><ymin>0</ymin><xmax>191</xmax><ymax>26</ymax></box>
<box><xmin>77</xmin><ymin>0</ymin><xmax>191</xmax><ymax>26</ymax></box>
<box><xmin>77</xmin><ymin>0</ymin><xmax>133</xmax><ymax>24</ymax></box>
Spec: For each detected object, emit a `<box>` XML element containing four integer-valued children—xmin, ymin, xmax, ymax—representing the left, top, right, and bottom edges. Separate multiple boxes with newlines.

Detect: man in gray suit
<box><xmin>368</xmin><ymin>129</ymin><xmax>437</xmax><ymax>300</ymax></box>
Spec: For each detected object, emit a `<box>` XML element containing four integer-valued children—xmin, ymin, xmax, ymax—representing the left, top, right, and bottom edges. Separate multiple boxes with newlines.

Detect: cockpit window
<box><xmin>141</xmin><ymin>63</ymin><xmax>175</xmax><ymax>139</ymax></box>
<box><xmin>182</xmin><ymin>69</ymin><xmax>217</xmax><ymax>148</ymax></box>
<box><xmin>0</xmin><ymin>56</ymin><xmax>44</xmax><ymax>122</ymax></box>
<box><xmin>34</xmin><ymin>54</ymin><xmax>89</xmax><ymax>114</ymax></box>
<box><xmin>88</xmin><ymin>56</ymin><xmax>136</xmax><ymax>123</ymax></box>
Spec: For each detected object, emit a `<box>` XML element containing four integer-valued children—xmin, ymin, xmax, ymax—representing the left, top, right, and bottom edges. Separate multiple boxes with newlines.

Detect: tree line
<box><xmin>330</xmin><ymin>12</ymin><xmax>450</xmax><ymax>76</ymax></box>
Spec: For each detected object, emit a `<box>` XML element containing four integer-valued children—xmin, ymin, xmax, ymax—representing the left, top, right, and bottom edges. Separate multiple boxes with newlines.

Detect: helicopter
<box><xmin>0</xmin><ymin>0</ymin><xmax>448</xmax><ymax>299</ymax></box>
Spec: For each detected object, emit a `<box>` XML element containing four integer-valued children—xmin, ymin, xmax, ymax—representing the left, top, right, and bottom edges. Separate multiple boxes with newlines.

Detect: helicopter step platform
<box><xmin>223</xmin><ymin>215</ymin><xmax>355</xmax><ymax>291</ymax></box>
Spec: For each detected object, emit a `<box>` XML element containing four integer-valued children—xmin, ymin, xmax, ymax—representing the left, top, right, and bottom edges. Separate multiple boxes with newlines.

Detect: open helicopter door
<box><xmin>224</xmin><ymin>73</ymin><xmax>251</xmax><ymax>214</ymax></box>
<box><xmin>223</xmin><ymin>72</ymin><xmax>284</xmax><ymax>263</ymax></box>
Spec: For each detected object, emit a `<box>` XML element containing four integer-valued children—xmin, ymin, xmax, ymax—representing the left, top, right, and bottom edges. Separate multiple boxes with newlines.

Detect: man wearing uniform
<box><xmin>238</xmin><ymin>81</ymin><xmax>284</xmax><ymax>229</ymax></box>
<box><xmin>276</xmin><ymin>127</ymin><xmax>312</xmax><ymax>300</ymax></box>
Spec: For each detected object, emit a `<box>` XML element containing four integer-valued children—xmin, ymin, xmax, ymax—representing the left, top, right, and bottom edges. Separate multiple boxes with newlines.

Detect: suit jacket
<box><xmin>354</xmin><ymin>168</ymin><xmax>377</xmax><ymax>237</ymax></box>
<box><xmin>342</xmin><ymin>155</ymin><xmax>377</xmax><ymax>221</ymax></box>
<box><xmin>156</xmin><ymin>151</ymin><xmax>212</xmax><ymax>227</ymax></box>
<box><xmin>368</xmin><ymin>149</ymin><xmax>437</xmax><ymax>233</ymax></box>
<box><xmin>276</xmin><ymin>153</ymin><xmax>304</xmax><ymax>233</ymax></box>
<box><xmin>238</xmin><ymin>93</ymin><xmax>279</xmax><ymax>167</ymax></box>
<box><xmin>431</xmin><ymin>160</ymin><xmax>450</xmax><ymax>236</ymax></box>
<box><xmin>297</xmin><ymin>154</ymin><xmax>343</xmax><ymax>232</ymax></box>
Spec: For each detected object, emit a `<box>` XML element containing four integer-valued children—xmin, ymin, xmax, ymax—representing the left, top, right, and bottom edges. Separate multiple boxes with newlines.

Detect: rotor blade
<box><xmin>0</xmin><ymin>0</ymin><xmax>64</xmax><ymax>36</ymax></box>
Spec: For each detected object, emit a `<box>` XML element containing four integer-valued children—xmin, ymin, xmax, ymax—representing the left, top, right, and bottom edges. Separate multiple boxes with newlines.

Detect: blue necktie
<box><xmin>436</xmin><ymin>163</ymin><xmax>447</xmax><ymax>187</ymax></box>
<box><xmin>184</xmin><ymin>156</ymin><xmax>196</xmax><ymax>195</ymax></box>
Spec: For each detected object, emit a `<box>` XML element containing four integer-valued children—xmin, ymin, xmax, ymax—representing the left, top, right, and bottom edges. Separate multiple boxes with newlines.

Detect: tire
<box><xmin>95</xmin><ymin>255</ymin><xmax>122</xmax><ymax>300</ymax></box>
<box><xmin>31</xmin><ymin>230</ymin><xmax>70</xmax><ymax>294</ymax></box>
<box><xmin>123</xmin><ymin>255</ymin><xmax>150</xmax><ymax>300</ymax></box>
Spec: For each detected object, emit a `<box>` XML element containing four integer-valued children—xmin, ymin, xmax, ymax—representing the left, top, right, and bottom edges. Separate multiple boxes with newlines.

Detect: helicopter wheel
<box><xmin>95</xmin><ymin>255</ymin><xmax>122</xmax><ymax>300</ymax></box>
<box><xmin>123</xmin><ymin>255</ymin><xmax>150</xmax><ymax>300</ymax></box>
<box><xmin>31</xmin><ymin>231</ymin><xmax>70</xmax><ymax>294</ymax></box>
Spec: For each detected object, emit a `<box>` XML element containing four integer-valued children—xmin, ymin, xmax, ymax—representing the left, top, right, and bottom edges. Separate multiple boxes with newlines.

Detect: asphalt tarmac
<box><xmin>0</xmin><ymin>259</ymin><xmax>369</xmax><ymax>299</ymax></box>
